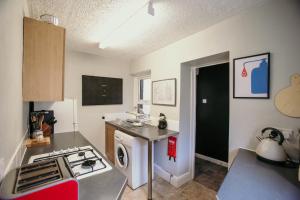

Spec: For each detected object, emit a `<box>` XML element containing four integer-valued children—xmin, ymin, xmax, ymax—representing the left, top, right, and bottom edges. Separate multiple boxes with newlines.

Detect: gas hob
<box><xmin>28</xmin><ymin>146</ymin><xmax>112</xmax><ymax>180</ymax></box>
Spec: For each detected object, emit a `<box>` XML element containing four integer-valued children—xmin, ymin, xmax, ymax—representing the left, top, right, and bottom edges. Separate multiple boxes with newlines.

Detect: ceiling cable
<box><xmin>99</xmin><ymin>0</ymin><xmax>154</xmax><ymax>49</ymax></box>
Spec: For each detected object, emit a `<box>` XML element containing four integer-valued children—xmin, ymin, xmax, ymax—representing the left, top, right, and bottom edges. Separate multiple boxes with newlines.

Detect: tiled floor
<box><xmin>121</xmin><ymin>158</ymin><xmax>226</xmax><ymax>200</ymax></box>
<box><xmin>194</xmin><ymin>158</ymin><xmax>227</xmax><ymax>191</ymax></box>
<box><xmin>122</xmin><ymin>176</ymin><xmax>216</xmax><ymax>200</ymax></box>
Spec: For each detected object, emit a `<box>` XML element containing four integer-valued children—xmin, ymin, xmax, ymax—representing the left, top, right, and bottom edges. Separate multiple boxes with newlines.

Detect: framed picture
<box><xmin>233</xmin><ymin>53</ymin><xmax>270</xmax><ymax>98</ymax></box>
<box><xmin>152</xmin><ymin>78</ymin><xmax>176</xmax><ymax>106</ymax></box>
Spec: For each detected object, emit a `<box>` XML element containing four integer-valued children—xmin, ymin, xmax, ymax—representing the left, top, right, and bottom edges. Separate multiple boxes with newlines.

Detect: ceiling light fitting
<box><xmin>98</xmin><ymin>42</ymin><xmax>108</xmax><ymax>49</ymax></box>
<box><xmin>148</xmin><ymin>0</ymin><xmax>155</xmax><ymax>16</ymax></box>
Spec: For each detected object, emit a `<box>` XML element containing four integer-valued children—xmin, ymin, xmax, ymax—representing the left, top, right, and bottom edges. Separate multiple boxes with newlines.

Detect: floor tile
<box><xmin>121</xmin><ymin>176</ymin><xmax>216</xmax><ymax>200</ymax></box>
<box><xmin>194</xmin><ymin>158</ymin><xmax>227</xmax><ymax>191</ymax></box>
<box><xmin>121</xmin><ymin>158</ymin><xmax>226</xmax><ymax>200</ymax></box>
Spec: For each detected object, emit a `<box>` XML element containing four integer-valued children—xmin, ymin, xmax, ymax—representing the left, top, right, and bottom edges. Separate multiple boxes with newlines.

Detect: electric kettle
<box><xmin>256</xmin><ymin>127</ymin><xmax>287</xmax><ymax>163</ymax></box>
<box><xmin>158</xmin><ymin>113</ymin><xmax>167</xmax><ymax>129</ymax></box>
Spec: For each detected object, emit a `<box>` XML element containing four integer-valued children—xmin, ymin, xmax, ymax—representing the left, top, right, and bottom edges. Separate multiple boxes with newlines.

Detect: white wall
<box><xmin>64</xmin><ymin>50</ymin><xmax>133</xmax><ymax>153</ymax></box>
<box><xmin>131</xmin><ymin>0</ymin><xmax>300</xmax><ymax>177</ymax></box>
<box><xmin>35</xmin><ymin>98</ymin><xmax>79</xmax><ymax>133</ymax></box>
<box><xmin>0</xmin><ymin>0</ymin><xmax>29</xmax><ymax>180</ymax></box>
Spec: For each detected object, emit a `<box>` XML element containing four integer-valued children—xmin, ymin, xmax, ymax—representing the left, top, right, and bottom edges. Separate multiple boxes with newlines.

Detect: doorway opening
<box><xmin>193</xmin><ymin>62</ymin><xmax>229</xmax><ymax>191</ymax></box>
<box><xmin>179</xmin><ymin>51</ymin><xmax>230</xmax><ymax>190</ymax></box>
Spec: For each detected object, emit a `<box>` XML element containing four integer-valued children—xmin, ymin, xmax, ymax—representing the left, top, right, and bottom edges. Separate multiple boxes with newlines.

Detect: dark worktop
<box><xmin>22</xmin><ymin>132</ymin><xmax>127</xmax><ymax>200</ymax></box>
<box><xmin>217</xmin><ymin>148</ymin><xmax>300</xmax><ymax>200</ymax></box>
<box><xmin>106</xmin><ymin>120</ymin><xmax>179</xmax><ymax>141</ymax></box>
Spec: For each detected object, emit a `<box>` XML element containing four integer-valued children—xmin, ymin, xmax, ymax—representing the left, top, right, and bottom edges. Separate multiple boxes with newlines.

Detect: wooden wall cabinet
<box><xmin>23</xmin><ymin>17</ymin><xmax>65</xmax><ymax>101</ymax></box>
<box><xmin>105</xmin><ymin>123</ymin><xmax>116</xmax><ymax>164</ymax></box>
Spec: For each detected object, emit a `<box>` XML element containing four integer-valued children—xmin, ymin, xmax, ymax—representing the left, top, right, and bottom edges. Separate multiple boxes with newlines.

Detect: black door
<box><xmin>195</xmin><ymin>63</ymin><xmax>229</xmax><ymax>162</ymax></box>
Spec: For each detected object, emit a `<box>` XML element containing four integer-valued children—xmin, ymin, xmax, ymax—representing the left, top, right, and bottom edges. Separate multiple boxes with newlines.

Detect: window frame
<box><xmin>135</xmin><ymin>75</ymin><xmax>151</xmax><ymax>115</ymax></box>
<box><xmin>137</xmin><ymin>75</ymin><xmax>151</xmax><ymax>105</ymax></box>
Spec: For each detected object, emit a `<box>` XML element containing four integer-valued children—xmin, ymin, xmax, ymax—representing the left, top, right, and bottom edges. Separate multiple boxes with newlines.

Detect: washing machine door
<box><xmin>116</xmin><ymin>143</ymin><xmax>128</xmax><ymax>169</ymax></box>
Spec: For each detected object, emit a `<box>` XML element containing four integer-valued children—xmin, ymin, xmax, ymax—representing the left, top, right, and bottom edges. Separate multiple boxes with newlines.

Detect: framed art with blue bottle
<box><xmin>233</xmin><ymin>53</ymin><xmax>270</xmax><ymax>98</ymax></box>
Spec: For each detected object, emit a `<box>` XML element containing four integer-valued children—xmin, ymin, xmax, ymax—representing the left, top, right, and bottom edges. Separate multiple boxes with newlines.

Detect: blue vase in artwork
<box><xmin>251</xmin><ymin>59</ymin><xmax>268</xmax><ymax>94</ymax></box>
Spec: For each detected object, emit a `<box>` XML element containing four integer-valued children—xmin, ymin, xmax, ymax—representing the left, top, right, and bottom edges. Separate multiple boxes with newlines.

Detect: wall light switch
<box><xmin>202</xmin><ymin>99</ymin><xmax>207</xmax><ymax>104</ymax></box>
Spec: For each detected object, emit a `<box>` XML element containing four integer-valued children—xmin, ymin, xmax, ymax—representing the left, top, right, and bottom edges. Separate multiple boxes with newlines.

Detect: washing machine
<box><xmin>114</xmin><ymin>130</ymin><xmax>148</xmax><ymax>189</ymax></box>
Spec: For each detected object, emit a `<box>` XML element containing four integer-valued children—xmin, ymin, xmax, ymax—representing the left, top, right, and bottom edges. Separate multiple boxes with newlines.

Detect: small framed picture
<box><xmin>152</xmin><ymin>78</ymin><xmax>176</xmax><ymax>106</ymax></box>
<box><xmin>233</xmin><ymin>53</ymin><xmax>270</xmax><ymax>98</ymax></box>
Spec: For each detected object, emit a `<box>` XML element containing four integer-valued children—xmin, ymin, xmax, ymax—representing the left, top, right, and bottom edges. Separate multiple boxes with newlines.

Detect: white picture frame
<box><xmin>152</xmin><ymin>78</ymin><xmax>176</xmax><ymax>106</ymax></box>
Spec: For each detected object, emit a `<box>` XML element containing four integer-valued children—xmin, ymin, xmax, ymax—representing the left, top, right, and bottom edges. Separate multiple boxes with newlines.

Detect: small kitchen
<box><xmin>1</xmin><ymin>0</ymin><xmax>300</xmax><ymax>200</ymax></box>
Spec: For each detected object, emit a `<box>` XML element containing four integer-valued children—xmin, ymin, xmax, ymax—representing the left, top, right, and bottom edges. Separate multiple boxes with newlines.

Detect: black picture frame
<box><xmin>152</xmin><ymin>78</ymin><xmax>176</xmax><ymax>106</ymax></box>
<box><xmin>233</xmin><ymin>53</ymin><xmax>270</xmax><ymax>99</ymax></box>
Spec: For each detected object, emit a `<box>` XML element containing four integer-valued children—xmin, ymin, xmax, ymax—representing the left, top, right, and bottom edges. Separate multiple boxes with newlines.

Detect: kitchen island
<box><xmin>106</xmin><ymin>120</ymin><xmax>179</xmax><ymax>200</ymax></box>
<box><xmin>22</xmin><ymin>131</ymin><xmax>127</xmax><ymax>200</ymax></box>
<box><xmin>217</xmin><ymin>148</ymin><xmax>300</xmax><ymax>200</ymax></box>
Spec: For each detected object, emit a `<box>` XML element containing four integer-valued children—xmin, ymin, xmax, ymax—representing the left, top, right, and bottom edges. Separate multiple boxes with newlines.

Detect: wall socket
<box><xmin>275</xmin><ymin>127</ymin><xmax>294</xmax><ymax>138</ymax></box>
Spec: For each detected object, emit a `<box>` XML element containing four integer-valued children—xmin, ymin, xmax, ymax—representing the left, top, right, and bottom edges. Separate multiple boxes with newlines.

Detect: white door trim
<box><xmin>189</xmin><ymin>61</ymin><xmax>230</xmax><ymax>178</ymax></box>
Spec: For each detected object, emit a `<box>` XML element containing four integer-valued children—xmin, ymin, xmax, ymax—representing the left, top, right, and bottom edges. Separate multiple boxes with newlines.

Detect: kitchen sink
<box><xmin>120</xmin><ymin>122</ymin><xmax>133</xmax><ymax>129</ymax></box>
<box><xmin>120</xmin><ymin>120</ymin><xmax>143</xmax><ymax>128</ymax></box>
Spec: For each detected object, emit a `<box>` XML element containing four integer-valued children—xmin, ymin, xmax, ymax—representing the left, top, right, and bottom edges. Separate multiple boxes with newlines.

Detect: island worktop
<box><xmin>22</xmin><ymin>131</ymin><xmax>127</xmax><ymax>200</ymax></box>
<box><xmin>217</xmin><ymin>148</ymin><xmax>300</xmax><ymax>200</ymax></box>
<box><xmin>106</xmin><ymin>120</ymin><xmax>179</xmax><ymax>141</ymax></box>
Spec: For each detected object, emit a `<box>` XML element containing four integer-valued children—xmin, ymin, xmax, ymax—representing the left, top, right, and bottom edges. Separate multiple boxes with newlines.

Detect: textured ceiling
<box><xmin>27</xmin><ymin>0</ymin><xmax>269</xmax><ymax>60</ymax></box>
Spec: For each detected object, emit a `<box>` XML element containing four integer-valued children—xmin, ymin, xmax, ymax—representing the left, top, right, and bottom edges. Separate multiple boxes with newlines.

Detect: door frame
<box><xmin>190</xmin><ymin>61</ymin><xmax>230</xmax><ymax>179</ymax></box>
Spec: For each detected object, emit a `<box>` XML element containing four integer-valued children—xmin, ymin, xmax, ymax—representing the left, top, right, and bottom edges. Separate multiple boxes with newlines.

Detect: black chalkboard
<box><xmin>82</xmin><ymin>75</ymin><xmax>123</xmax><ymax>106</ymax></box>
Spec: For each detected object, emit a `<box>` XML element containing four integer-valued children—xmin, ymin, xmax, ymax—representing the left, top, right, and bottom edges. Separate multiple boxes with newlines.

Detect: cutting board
<box><xmin>275</xmin><ymin>73</ymin><xmax>300</xmax><ymax>117</ymax></box>
<box><xmin>25</xmin><ymin>137</ymin><xmax>51</xmax><ymax>148</ymax></box>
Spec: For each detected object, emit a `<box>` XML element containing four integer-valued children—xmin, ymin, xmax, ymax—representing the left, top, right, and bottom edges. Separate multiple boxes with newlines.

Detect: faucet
<box><xmin>125</xmin><ymin>111</ymin><xmax>150</xmax><ymax>122</ymax></box>
<box><xmin>126</xmin><ymin>111</ymin><xmax>143</xmax><ymax>120</ymax></box>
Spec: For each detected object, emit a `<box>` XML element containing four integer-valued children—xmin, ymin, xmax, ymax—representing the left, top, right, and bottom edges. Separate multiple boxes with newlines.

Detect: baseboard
<box><xmin>240</xmin><ymin>147</ymin><xmax>255</xmax><ymax>152</ymax></box>
<box><xmin>154</xmin><ymin>163</ymin><xmax>192</xmax><ymax>188</ymax></box>
<box><xmin>2</xmin><ymin>129</ymin><xmax>28</xmax><ymax>180</ymax></box>
<box><xmin>170</xmin><ymin>171</ymin><xmax>191</xmax><ymax>188</ymax></box>
<box><xmin>195</xmin><ymin>153</ymin><xmax>228</xmax><ymax>167</ymax></box>
<box><xmin>154</xmin><ymin>163</ymin><xmax>171</xmax><ymax>182</ymax></box>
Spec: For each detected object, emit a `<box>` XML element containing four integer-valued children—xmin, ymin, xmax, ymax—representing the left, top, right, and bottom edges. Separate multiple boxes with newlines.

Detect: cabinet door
<box><xmin>105</xmin><ymin>124</ymin><xmax>116</xmax><ymax>164</ymax></box>
<box><xmin>23</xmin><ymin>17</ymin><xmax>65</xmax><ymax>101</ymax></box>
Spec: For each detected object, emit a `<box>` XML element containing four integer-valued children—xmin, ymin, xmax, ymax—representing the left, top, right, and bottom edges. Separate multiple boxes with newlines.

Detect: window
<box><xmin>138</xmin><ymin>77</ymin><xmax>151</xmax><ymax>115</ymax></box>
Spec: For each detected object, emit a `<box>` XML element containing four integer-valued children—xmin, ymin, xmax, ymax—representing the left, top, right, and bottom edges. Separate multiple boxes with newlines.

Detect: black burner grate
<box><xmin>32</xmin><ymin>147</ymin><xmax>108</xmax><ymax>179</ymax></box>
<box><xmin>63</xmin><ymin>149</ymin><xmax>107</xmax><ymax>178</ymax></box>
<box><xmin>15</xmin><ymin>159</ymin><xmax>62</xmax><ymax>193</ymax></box>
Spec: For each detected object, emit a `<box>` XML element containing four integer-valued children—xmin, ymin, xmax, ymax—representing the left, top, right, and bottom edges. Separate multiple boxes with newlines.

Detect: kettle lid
<box><xmin>261</xmin><ymin>127</ymin><xmax>285</xmax><ymax>145</ymax></box>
